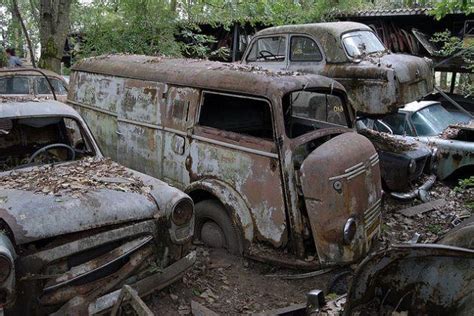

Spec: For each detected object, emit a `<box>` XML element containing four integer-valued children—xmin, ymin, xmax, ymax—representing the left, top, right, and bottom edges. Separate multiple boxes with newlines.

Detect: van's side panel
<box><xmin>68</xmin><ymin>72</ymin><xmax>120</xmax><ymax>160</ymax></box>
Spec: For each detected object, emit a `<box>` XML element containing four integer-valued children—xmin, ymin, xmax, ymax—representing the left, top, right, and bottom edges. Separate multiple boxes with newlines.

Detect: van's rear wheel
<box><xmin>195</xmin><ymin>200</ymin><xmax>242</xmax><ymax>255</ymax></box>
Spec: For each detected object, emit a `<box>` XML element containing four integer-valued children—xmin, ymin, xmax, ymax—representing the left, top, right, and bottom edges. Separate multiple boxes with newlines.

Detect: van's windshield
<box><xmin>283</xmin><ymin>90</ymin><xmax>348</xmax><ymax>138</ymax></box>
<box><xmin>342</xmin><ymin>30</ymin><xmax>385</xmax><ymax>58</ymax></box>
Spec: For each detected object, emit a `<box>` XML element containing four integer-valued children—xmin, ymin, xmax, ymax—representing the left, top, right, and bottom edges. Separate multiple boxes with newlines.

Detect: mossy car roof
<box><xmin>254</xmin><ymin>22</ymin><xmax>372</xmax><ymax>63</ymax></box>
<box><xmin>71</xmin><ymin>54</ymin><xmax>346</xmax><ymax>100</ymax></box>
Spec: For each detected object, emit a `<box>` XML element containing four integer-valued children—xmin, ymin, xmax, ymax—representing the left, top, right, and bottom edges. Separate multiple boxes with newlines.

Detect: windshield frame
<box><xmin>341</xmin><ymin>30</ymin><xmax>386</xmax><ymax>60</ymax></box>
<box><xmin>0</xmin><ymin>114</ymin><xmax>99</xmax><ymax>172</ymax></box>
<box><xmin>282</xmin><ymin>87</ymin><xmax>352</xmax><ymax>142</ymax></box>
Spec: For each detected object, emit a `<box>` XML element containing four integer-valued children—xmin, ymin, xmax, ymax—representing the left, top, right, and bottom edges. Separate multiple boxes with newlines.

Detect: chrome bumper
<box><xmin>390</xmin><ymin>175</ymin><xmax>436</xmax><ymax>202</ymax></box>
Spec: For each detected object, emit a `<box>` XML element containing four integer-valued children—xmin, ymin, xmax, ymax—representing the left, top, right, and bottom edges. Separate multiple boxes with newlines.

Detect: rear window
<box><xmin>198</xmin><ymin>92</ymin><xmax>273</xmax><ymax>140</ymax></box>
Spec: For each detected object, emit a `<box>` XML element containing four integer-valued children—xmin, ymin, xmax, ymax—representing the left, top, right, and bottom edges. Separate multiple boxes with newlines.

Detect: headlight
<box><xmin>408</xmin><ymin>159</ymin><xmax>417</xmax><ymax>174</ymax></box>
<box><xmin>0</xmin><ymin>254</ymin><xmax>12</xmax><ymax>283</ymax></box>
<box><xmin>343</xmin><ymin>218</ymin><xmax>357</xmax><ymax>244</ymax></box>
<box><xmin>172</xmin><ymin>199</ymin><xmax>194</xmax><ymax>226</ymax></box>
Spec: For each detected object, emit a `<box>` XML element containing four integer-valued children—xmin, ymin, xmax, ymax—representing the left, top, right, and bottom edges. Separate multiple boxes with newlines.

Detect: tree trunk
<box><xmin>38</xmin><ymin>0</ymin><xmax>72</xmax><ymax>73</ymax></box>
<box><xmin>11</xmin><ymin>0</ymin><xmax>36</xmax><ymax>67</ymax></box>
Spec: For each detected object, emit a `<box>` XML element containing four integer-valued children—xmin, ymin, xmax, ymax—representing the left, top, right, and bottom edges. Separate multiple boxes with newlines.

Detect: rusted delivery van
<box><xmin>68</xmin><ymin>55</ymin><xmax>382</xmax><ymax>268</ymax></box>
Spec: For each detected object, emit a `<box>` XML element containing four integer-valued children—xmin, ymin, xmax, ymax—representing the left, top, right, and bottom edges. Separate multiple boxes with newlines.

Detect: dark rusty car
<box><xmin>67</xmin><ymin>55</ymin><xmax>383</xmax><ymax>269</ymax></box>
<box><xmin>242</xmin><ymin>22</ymin><xmax>434</xmax><ymax>115</ymax></box>
<box><xmin>0</xmin><ymin>68</ymin><xmax>68</xmax><ymax>101</ymax></box>
<box><xmin>0</xmin><ymin>100</ymin><xmax>195</xmax><ymax>314</ymax></box>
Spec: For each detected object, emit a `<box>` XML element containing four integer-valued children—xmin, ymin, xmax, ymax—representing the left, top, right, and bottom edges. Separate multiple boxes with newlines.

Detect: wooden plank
<box><xmin>399</xmin><ymin>199</ymin><xmax>446</xmax><ymax>217</ymax></box>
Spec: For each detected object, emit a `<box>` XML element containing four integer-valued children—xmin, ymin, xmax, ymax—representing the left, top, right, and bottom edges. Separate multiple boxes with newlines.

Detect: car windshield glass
<box><xmin>411</xmin><ymin>103</ymin><xmax>471</xmax><ymax>136</ymax></box>
<box><xmin>36</xmin><ymin>78</ymin><xmax>68</xmax><ymax>95</ymax></box>
<box><xmin>0</xmin><ymin>116</ymin><xmax>94</xmax><ymax>171</ymax></box>
<box><xmin>0</xmin><ymin>76</ymin><xmax>30</xmax><ymax>94</ymax></box>
<box><xmin>342</xmin><ymin>30</ymin><xmax>385</xmax><ymax>58</ymax></box>
<box><xmin>283</xmin><ymin>90</ymin><xmax>347</xmax><ymax>138</ymax></box>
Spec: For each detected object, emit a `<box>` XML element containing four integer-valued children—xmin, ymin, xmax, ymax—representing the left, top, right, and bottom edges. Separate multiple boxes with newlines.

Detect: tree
<box><xmin>11</xmin><ymin>0</ymin><xmax>36</xmax><ymax>67</ymax></box>
<box><xmin>38</xmin><ymin>0</ymin><xmax>72</xmax><ymax>72</ymax></box>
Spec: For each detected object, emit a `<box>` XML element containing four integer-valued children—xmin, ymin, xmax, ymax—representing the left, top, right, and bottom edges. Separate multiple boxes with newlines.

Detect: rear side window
<box><xmin>290</xmin><ymin>36</ymin><xmax>322</xmax><ymax>61</ymax></box>
<box><xmin>198</xmin><ymin>92</ymin><xmax>273</xmax><ymax>140</ymax></box>
<box><xmin>246</xmin><ymin>36</ymin><xmax>286</xmax><ymax>62</ymax></box>
<box><xmin>0</xmin><ymin>77</ymin><xmax>29</xmax><ymax>94</ymax></box>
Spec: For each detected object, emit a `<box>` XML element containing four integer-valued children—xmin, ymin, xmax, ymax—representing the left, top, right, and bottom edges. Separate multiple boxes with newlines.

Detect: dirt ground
<box><xmin>147</xmin><ymin>179</ymin><xmax>473</xmax><ymax>315</ymax></box>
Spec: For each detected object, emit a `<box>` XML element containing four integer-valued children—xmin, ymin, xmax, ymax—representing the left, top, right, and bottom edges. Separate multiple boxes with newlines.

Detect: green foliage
<box><xmin>456</xmin><ymin>176</ymin><xmax>474</xmax><ymax>191</ymax></box>
<box><xmin>180</xmin><ymin>28</ymin><xmax>229</xmax><ymax>59</ymax></box>
<box><xmin>0</xmin><ymin>47</ymin><xmax>7</xmax><ymax>67</ymax></box>
<box><xmin>430</xmin><ymin>0</ymin><xmax>473</xmax><ymax>20</ymax></box>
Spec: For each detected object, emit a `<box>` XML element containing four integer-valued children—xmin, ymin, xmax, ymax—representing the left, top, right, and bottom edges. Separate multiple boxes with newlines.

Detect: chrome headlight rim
<box><xmin>343</xmin><ymin>217</ymin><xmax>357</xmax><ymax>245</ymax></box>
<box><xmin>0</xmin><ymin>254</ymin><xmax>12</xmax><ymax>283</ymax></box>
<box><xmin>171</xmin><ymin>199</ymin><xmax>194</xmax><ymax>227</ymax></box>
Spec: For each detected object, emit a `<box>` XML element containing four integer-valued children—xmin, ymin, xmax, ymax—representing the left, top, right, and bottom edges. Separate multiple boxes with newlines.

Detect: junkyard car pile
<box><xmin>0</xmin><ymin>97</ymin><xmax>195</xmax><ymax>313</ymax></box>
<box><xmin>0</xmin><ymin>20</ymin><xmax>472</xmax><ymax>315</ymax></box>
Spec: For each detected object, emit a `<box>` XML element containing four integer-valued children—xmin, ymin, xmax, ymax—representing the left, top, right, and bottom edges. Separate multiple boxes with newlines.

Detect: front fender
<box><xmin>185</xmin><ymin>179</ymin><xmax>254</xmax><ymax>246</ymax></box>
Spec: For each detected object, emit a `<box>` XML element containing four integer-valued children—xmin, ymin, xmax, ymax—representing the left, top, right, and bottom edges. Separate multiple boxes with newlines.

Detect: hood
<box><xmin>0</xmin><ymin>158</ymin><xmax>190</xmax><ymax>245</ymax></box>
<box><xmin>0</xmin><ymin>188</ymin><xmax>158</xmax><ymax>245</ymax></box>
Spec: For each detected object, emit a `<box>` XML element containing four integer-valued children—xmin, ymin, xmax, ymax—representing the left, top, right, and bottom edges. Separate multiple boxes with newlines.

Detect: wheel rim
<box><xmin>200</xmin><ymin>221</ymin><xmax>226</xmax><ymax>249</ymax></box>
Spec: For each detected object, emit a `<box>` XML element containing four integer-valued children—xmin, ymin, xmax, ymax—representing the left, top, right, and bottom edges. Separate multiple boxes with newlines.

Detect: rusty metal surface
<box><xmin>344</xmin><ymin>244</ymin><xmax>474</xmax><ymax>315</ymax></box>
<box><xmin>300</xmin><ymin>132</ymin><xmax>382</xmax><ymax>264</ymax></box>
<box><xmin>68</xmin><ymin>55</ymin><xmax>382</xmax><ymax>265</ymax></box>
<box><xmin>70</xmin><ymin>55</ymin><xmax>345</xmax><ymax>101</ymax></box>
<box><xmin>242</xmin><ymin>22</ymin><xmax>434</xmax><ymax>115</ymax></box>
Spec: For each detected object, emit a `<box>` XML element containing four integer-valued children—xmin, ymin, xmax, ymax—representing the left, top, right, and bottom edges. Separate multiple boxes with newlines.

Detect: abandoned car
<box><xmin>365</xmin><ymin>100</ymin><xmax>473</xmax><ymax>180</ymax></box>
<box><xmin>67</xmin><ymin>55</ymin><xmax>383</xmax><ymax>269</ymax></box>
<box><xmin>0</xmin><ymin>68</ymin><xmax>68</xmax><ymax>101</ymax></box>
<box><xmin>241</xmin><ymin>21</ymin><xmax>434</xmax><ymax>115</ymax></box>
<box><xmin>0</xmin><ymin>100</ymin><xmax>195</xmax><ymax>314</ymax></box>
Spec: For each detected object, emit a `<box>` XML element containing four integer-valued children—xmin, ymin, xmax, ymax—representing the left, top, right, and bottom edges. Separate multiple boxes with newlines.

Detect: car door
<box><xmin>243</xmin><ymin>35</ymin><xmax>288</xmax><ymax>71</ymax></box>
<box><xmin>190</xmin><ymin>91</ymin><xmax>288</xmax><ymax>248</ymax></box>
<box><xmin>286</xmin><ymin>34</ymin><xmax>326</xmax><ymax>74</ymax></box>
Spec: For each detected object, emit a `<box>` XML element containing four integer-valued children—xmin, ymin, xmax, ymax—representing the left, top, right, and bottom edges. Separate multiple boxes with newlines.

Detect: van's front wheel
<box><xmin>194</xmin><ymin>200</ymin><xmax>243</xmax><ymax>255</ymax></box>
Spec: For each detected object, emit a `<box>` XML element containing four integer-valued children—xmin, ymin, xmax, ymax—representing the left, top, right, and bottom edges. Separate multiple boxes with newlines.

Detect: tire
<box><xmin>194</xmin><ymin>200</ymin><xmax>243</xmax><ymax>255</ymax></box>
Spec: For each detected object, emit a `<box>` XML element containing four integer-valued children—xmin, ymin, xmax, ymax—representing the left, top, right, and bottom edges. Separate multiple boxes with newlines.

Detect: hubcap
<box><xmin>201</xmin><ymin>221</ymin><xmax>226</xmax><ymax>249</ymax></box>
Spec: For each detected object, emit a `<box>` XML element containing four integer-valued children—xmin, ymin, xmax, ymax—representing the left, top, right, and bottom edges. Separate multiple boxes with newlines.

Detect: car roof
<box><xmin>71</xmin><ymin>54</ymin><xmax>347</xmax><ymax>100</ymax></box>
<box><xmin>0</xmin><ymin>99</ymin><xmax>81</xmax><ymax>119</ymax></box>
<box><xmin>0</xmin><ymin>67</ymin><xmax>64</xmax><ymax>80</ymax></box>
<box><xmin>400</xmin><ymin>100</ymin><xmax>440</xmax><ymax>113</ymax></box>
<box><xmin>253</xmin><ymin>22</ymin><xmax>372</xmax><ymax>63</ymax></box>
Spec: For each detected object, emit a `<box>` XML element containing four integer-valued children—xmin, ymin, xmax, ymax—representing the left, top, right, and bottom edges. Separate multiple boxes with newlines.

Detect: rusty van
<box><xmin>242</xmin><ymin>22</ymin><xmax>434</xmax><ymax>115</ymax></box>
<box><xmin>67</xmin><ymin>55</ymin><xmax>382</xmax><ymax>268</ymax></box>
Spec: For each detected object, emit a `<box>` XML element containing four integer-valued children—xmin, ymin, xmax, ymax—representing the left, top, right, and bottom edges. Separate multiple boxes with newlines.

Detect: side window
<box><xmin>246</xmin><ymin>36</ymin><xmax>286</xmax><ymax>62</ymax></box>
<box><xmin>290</xmin><ymin>36</ymin><xmax>322</xmax><ymax>62</ymax></box>
<box><xmin>379</xmin><ymin>113</ymin><xmax>407</xmax><ymax>135</ymax></box>
<box><xmin>36</xmin><ymin>78</ymin><xmax>68</xmax><ymax>95</ymax></box>
<box><xmin>291</xmin><ymin>92</ymin><xmax>347</xmax><ymax>126</ymax></box>
<box><xmin>199</xmin><ymin>92</ymin><xmax>273</xmax><ymax>140</ymax></box>
<box><xmin>0</xmin><ymin>77</ymin><xmax>29</xmax><ymax>94</ymax></box>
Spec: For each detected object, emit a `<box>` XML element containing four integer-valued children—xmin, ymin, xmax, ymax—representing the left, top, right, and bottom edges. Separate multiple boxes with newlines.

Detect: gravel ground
<box><xmin>147</xmin><ymin>179</ymin><xmax>473</xmax><ymax>315</ymax></box>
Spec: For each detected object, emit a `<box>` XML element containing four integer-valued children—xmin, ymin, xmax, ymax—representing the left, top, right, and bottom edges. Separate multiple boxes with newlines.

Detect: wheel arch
<box><xmin>185</xmin><ymin>179</ymin><xmax>254</xmax><ymax>247</ymax></box>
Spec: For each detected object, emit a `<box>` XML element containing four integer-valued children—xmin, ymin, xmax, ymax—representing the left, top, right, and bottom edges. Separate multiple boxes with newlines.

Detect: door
<box><xmin>244</xmin><ymin>35</ymin><xmax>288</xmax><ymax>71</ymax></box>
<box><xmin>286</xmin><ymin>35</ymin><xmax>326</xmax><ymax>74</ymax></box>
<box><xmin>161</xmin><ymin>86</ymin><xmax>200</xmax><ymax>188</ymax></box>
<box><xmin>190</xmin><ymin>91</ymin><xmax>288</xmax><ymax>247</ymax></box>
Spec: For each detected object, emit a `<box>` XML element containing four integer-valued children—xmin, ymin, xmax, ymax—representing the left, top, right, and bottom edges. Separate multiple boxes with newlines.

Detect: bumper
<box><xmin>51</xmin><ymin>251</ymin><xmax>196</xmax><ymax>315</ymax></box>
<box><xmin>390</xmin><ymin>175</ymin><xmax>436</xmax><ymax>201</ymax></box>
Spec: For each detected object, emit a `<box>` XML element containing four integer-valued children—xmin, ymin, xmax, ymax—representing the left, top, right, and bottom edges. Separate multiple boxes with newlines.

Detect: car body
<box><xmin>241</xmin><ymin>22</ymin><xmax>434</xmax><ymax>115</ymax></box>
<box><xmin>67</xmin><ymin>55</ymin><xmax>383</xmax><ymax>269</ymax></box>
<box><xmin>0</xmin><ymin>68</ymin><xmax>68</xmax><ymax>101</ymax></box>
<box><xmin>0</xmin><ymin>100</ymin><xmax>195</xmax><ymax>314</ymax></box>
<box><xmin>368</xmin><ymin>100</ymin><xmax>473</xmax><ymax>179</ymax></box>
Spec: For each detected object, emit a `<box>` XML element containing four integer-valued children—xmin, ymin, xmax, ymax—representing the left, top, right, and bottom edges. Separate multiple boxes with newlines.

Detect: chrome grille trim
<box><xmin>364</xmin><ymin>199</ymin><xmax>382</xmax><ymax>229</ymax></box>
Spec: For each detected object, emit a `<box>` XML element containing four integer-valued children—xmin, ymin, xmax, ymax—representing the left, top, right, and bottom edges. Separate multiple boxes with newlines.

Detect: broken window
<box><xmin>284</xmin><ymin>90</ymin><xmax>347</xmax><ymax>138</ymax></box>
<box><xmin>198</xmin><ymin>92</ymin><xmax>273</xmax><ymax>140</ymax></box>
<box><xmin>246</xmin><ymin>36</ymin><xmax>286</xmax><ymax>62</ymax></box>
<box><xmin>0</xmin><ymin>76</ymin><xmax>29</xmax><ymax>94</ymax></box>
<box><xmin>36</xmin><ymin>77</ymin><xmax>68</xmax><ymax>95</ymax></box>
<box><xmin>0</xmin><ymin>116</ymin><xmax>94</xmax><ymax>171</ymax></box>
<box><xmin>290</xmin><ymin>36</ymin><xmax>322</xmax><ymax>62</ymax></box>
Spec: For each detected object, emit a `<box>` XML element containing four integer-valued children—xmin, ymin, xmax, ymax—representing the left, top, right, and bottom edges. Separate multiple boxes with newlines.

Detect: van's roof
<box><xmin>71</xmin><ymin>55</ymin><xmax>346</xmax><ymax>99</ymax></box>
<box><xmin>253</xmin><ymin>22</ymin><xmax>372</xmax><ymax>63</ymax></box>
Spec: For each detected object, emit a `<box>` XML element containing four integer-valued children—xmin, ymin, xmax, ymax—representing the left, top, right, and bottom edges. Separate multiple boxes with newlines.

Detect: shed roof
<box><xmin>71</xmin><ymin>55</ymin><xmax>345</xmax><ymax>99</ymax></box>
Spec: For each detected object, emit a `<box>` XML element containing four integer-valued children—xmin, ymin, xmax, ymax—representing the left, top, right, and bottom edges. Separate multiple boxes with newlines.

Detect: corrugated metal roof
<box><xmin>338</xmin><ymin>7</ymin><xmax>432</xmax><ymax>18</ymax></box>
